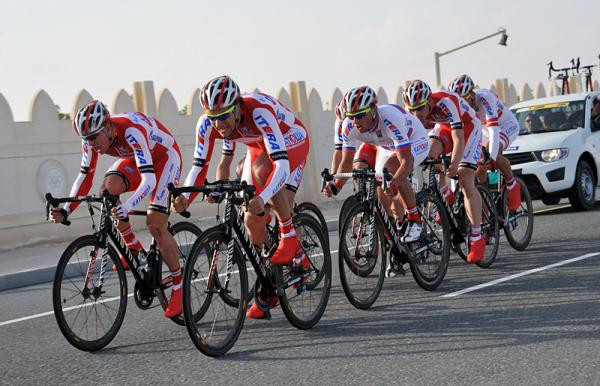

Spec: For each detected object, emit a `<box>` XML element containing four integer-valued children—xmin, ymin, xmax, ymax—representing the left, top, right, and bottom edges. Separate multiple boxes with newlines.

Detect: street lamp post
<box><xmin>434</xmin><ymin>28</ymin><xmax>508</xmax><ymax>88</ymax></box>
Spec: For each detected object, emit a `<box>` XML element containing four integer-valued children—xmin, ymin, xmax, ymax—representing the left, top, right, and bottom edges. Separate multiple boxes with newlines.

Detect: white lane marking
<box><xmin>441</xmin><ymin>252</ymin><xmax>600</xmax><ymax>298</ymax></box>
<box><xmin>533</xmin><ymin>204</ymin><xmax>572</xmax><ymax>214</ymax></box>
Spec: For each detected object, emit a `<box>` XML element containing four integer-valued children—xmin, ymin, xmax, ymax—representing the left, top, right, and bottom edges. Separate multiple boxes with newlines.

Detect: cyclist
<box><xmin>323</xmin><ymin>86</ymin><xmax>429</xmax><ymax>244</ymax></box>
<box><xmin>49</xmin><ymin>100</ymin><xmax>184</xmax><ymax>318</ymax></box>
<box><xmin>449</xmin><ymin>74</ymin><xmax>521</xmax><ymax>211</ymax></box>
<box><xmin>170</xmin><ymin>75</ymin><xmax>310</xmax><ymax>319</ymax></box>
<box><xmin>403</xmin><ymin>80</ymin><xmax>485</xmax><ymax>263</ymax></box>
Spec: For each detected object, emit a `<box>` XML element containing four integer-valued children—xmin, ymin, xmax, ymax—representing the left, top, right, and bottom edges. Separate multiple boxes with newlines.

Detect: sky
<box><xmin>1</xmin><ymin>0</ymin><xmax>599</xmax><ymax>120</ymax></box>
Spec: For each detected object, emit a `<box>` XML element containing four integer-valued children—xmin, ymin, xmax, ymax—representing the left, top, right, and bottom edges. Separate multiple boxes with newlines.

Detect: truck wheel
<box><xmin>541</xmin><ymin>196</ymin><xmax>561</xmax><ymax>206</ymax></box>
<box><xmin>568</xmin><ymin>160</ymin><xmax>596</xmax><ymax>210</ymax></box>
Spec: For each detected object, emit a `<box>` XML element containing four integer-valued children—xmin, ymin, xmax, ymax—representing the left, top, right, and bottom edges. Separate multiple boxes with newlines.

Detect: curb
<box><xmin>0</xmin><ymin>216</ymin><xmax>340</xmax><ymax>292</ymax></box>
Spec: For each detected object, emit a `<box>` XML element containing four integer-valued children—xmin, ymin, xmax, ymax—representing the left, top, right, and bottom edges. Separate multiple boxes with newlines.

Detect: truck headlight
<box><xmin>538</xmin><ymin>148</ymin><xmax>569</xmax><ymax>162</ymax></box>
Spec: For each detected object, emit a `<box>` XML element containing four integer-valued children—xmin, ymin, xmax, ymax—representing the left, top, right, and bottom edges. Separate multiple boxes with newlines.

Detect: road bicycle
<box><xmin>481</xmin><ymin>167</ymin><xmax>534</xmax><ymax>251</ymax></box>
<box><xmin>45</xmin><ymin>191</ymin><xmax>201</xmax><ymax>351</ymax></box>
<box><xmin>419</xmin><ymin>157</ymin><xmax>500</xmax><ymax>268</ymax></box>
<box><xmin>168</xmin><ymin>181</ymin><xmax>331</xmax><ymax>357</ymax></box>
<box><xmin>323</xmin><ymin>167</ymin><xmax>450</xmax><ymax>310</ymax></box>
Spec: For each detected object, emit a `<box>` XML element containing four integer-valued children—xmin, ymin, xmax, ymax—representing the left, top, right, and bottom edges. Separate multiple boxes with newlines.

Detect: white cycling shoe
<box><xmin>400</xmin><ymin>221</ymin><xmax>422</xmax><ymax>243</ymax></box>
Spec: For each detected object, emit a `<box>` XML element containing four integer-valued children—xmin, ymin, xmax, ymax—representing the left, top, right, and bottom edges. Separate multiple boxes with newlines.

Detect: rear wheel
<box><xmin>183</xmin><ymin>228</ymin><xmax>248</xmax><ymax>357</ymax></box>
<box><xmin>338</xmin><ymin>202</ymin><xmax>386</xmax><ymax>309</ymax></box>
<box><xmin>503</xmin><ymin>178</ymin><xmax>534</xmax><ymax>251</ymax></box>
<box><xmin>157</xmin><ymin>221</ymin><xmax>203</xmax><ymax>326</ymax></box>
<box><xmin>53</xmin><ymin>235</ymin><xmax>127</xmax><ymax>352</ymax></box>
<box><xmin>278</xmin><ymin>214</ymin><xmax>331</xmax><ymax>329</ymax></box>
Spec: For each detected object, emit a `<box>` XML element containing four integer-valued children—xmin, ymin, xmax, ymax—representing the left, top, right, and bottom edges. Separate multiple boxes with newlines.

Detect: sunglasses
<box><xmin>206</xmin><ymin>105</ymin><xmax>236</xmax><ymax>122</ymax></box>
<box><xmin>346</xmin><ymin>107</ymin><xmax>371</xmax><ymax>120</ymax></box>
<box><xmin>82</xmin><ymin>128</ymin><xmax>104</xmax><ymax>141</ymax></box>
<box><xmin>407</xmin><ymin>101</ymin><xmax>428</xmax><ymax>112</ymax></box>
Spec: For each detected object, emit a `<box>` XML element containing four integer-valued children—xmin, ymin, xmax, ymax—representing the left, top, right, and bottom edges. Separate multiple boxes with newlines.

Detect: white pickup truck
<box><xmin>507</xmin><ymin>92</ymin><xmax>600</xmax><ymax>210</ymax></box>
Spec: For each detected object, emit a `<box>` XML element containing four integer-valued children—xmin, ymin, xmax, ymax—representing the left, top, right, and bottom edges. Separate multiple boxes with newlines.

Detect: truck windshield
<box><xmin>512</xmin><ymin>100</ymin><xmax>585</xmax><ymax>135</ymax></box>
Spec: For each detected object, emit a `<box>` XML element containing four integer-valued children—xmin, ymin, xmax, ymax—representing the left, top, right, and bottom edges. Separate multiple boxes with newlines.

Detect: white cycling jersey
<box><xmin>472</xmin><ymin>88</ymin><xmax>519</xmax><ymax>160</ymax></box>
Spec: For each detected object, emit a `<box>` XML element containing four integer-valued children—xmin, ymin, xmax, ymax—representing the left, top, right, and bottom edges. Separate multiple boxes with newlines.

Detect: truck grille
<box><xmin>505</xmin><ymin>152</ymin><xmax>536</xmax><ymax>165</ymax></box>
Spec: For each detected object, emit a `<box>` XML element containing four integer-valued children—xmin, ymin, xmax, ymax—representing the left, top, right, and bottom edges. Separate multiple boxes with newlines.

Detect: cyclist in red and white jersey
<box><xmin>449</xmin><ymin>74</ymin><xmax>521</xmax><ymax>211</ymax></box>
<box><xmin>171</xmin><ymin>76</ymin><xmax>310</xmax><ymax>319</ymax></box>
<box><xmin>404</xmin><ymin>80</ymin><xmax>485</xmax><ymax>263</ymax></box>
<box><xmin>49</xmin><ymin>100</ymin><xmax>184</xmax><ymax>318</ymax></box>
<box><xmin>324</xmin><ymin>86</ymin><xmax>430</xmax><ymax>244</ymax></box>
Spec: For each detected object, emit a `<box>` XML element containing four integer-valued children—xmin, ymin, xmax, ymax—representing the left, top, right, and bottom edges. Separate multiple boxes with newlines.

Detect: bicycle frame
<box><xmin>45</xmin><ymin>192</ymin><xmax>163</xmax><ymax>296</ymax></box>
<box><xmin>420</xmin><ymin>160</ymin><xmax>468</xmax><ymax>246</ymax></box>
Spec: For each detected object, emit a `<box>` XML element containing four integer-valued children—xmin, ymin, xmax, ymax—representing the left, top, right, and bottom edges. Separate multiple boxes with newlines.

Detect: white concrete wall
<box><xmin>0</xmin><ymin>78</ymin><xmax>579</xmax><ymax>248</ymax></box>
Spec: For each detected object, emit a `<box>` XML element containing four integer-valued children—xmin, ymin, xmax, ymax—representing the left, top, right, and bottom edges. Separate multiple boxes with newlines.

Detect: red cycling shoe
<box><xmin>246</xmin><ymin>296</ymin><xmax>279</xmax><ymax>319</ymax></box>
<box><xmin>467</xmin><ymin>238</ymin><xmax>486</xmax><ymax>263</ymax></box>
<box><xmin>164</xmin><ymin>288</ymin><xmax>182</xmax><ymax>318</ymax></box>
<box><xmin>270</xmin><ymin>236</ymin><xmax>301</xmax><ymax>265</ymax></box>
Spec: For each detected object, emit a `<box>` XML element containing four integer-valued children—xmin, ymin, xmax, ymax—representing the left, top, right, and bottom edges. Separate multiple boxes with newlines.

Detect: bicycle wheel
<box><xmin>477</xmin><ymin>184</ymin><xmax>500</xmax><ymax>268</ymax></box>
<box><xmin>52</xmin><ymin>235</ymin><xmax>127</xmax><ymax>352</ymax></box>
<box><xmin>157</xmin><ymin>221</ymin><xmax>203</xmax><ymax>326</ymax></box>
<box><xmin>503</xmin><ymin>178</ymin><xmax>534</xmax><ymax>251</ymax></box>
<box><xmin>182</xmin><ymin>227</ymin><xmax>248</xmax><ymax>357</ymax></box>
<box><xmin>410</xmin><ymin>190</ymin><xmax>451</xmax><ymax>290</ymax></box>
<box><xmin>278</xmin><ymin>214</ymin><xmax>332</xmax><ymax>330</ymax></box>
<box><xmin>338</xmin><ymin>202</ymin><xmax>386</xmax><ymax>309</ymax></box>
<box><xmin>296</xmin><ymin>201</ymin><xmax>329</xmax><ymax>240</ymax></box>
<box><xmin>338</xmin><ymin>194</ymin><xmax>360</xmax><ymax>235</ymax></box>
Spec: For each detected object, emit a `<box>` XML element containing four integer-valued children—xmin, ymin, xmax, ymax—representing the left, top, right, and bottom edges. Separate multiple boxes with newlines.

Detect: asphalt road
<box><xmin>1</xmin><ymin>202</ymin><xmax>599</xmax><ymax>385</ymax></box>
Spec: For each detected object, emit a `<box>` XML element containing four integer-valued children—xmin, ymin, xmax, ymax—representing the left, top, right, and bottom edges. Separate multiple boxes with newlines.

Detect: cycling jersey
<box><xmin>427</xmin><ymin>91</ymin><xmax>482</xmax><ymax>168</ymax></box>
<box><xmin>472</xmin><ymin>88</ymin><xmax>520</xmax><ymax>159</ymax></box>
<box><xmin>429</xmin><ymin>91</ymin><xmax>480</xmax><ymax>139</ymax></box>
<box><xmin>334</xmin><ymin>118</ymin><xmax>344</xmax><ymax>150</ymax></box>
<box><xmin>184</xmin><ymin>92</ymin><xmax>309</xmax><ymax>203</ymax></box>
<box><xmin>341</xmin><ymin>104</ymin><xmax>429</xmax><ymax>173</ymax></box>
<box><xmin>62</xmin><ymin>113</ymin><xmax>181</xmax><ymax>214</ymax></box>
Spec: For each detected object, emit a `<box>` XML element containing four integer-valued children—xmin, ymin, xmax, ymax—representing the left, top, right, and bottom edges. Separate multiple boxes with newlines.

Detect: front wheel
<box><xmin>278</xmin><ymin>214</ymin><xmax>331</xmax><ymax>330</ymax></box>
<box><xmin>410</xmin><ymin>190</ymin><xmax>451</xmax><ymax>290</ymax></box>
<box><xmin>477</xmin><ymin>185</ymin><xmax>500</xmax><ymax>268</ymax></box>
<box><xmin>182</xmin><ymin>227</ymin><xmax>248</xmax><ymax>357</ymax></box>
<box><xmin>568</xmin><ymin>160</ymin><xmax>596</xmax><ymax>210</ymax></box>
<box><xmin>296</xmin><ymin>202</ymin><xmax>329</xmax><ymax>243</ymax></box>
<box><xmin>503</xmin><ymin>178</ymin><xmax>534</xmax><ymax>251</ymax></box>
<box><xmin>52</xmin><ymin>235</ymin><xmax>127</xmax><ymax>352</ymax></box>
<box><xmin>338</xmin><ymin>202</ymin><xmax>386</xmax><ymax>309</ymax></box>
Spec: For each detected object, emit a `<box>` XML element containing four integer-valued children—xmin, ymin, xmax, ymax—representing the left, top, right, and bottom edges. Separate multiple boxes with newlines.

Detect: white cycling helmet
<box><xmin>335</xmin><ymin>99</ymin><xmax>346</xmax><ymax>120</ymax></box>
<box><xmin>403</xmin><ymin>80</ymin><xmax>431</xmax><ymax>110</ymax></box>
<box><xmin>73</xmin><ymin>100</ymin><xmax>109</xmax><ymax>138</ymax></box>
<box><xmin>200</xmin><ymin>75</ymin><xmax>241</xmax><ymax>110</ymax></box>
<box><xmin>343</xmin><ymin>86</ymin><xmax>377</xmax><ymax>114</ymax></box>
<box><xmin>449</xmin><ymin>74</ymin><xmax>475</xmax><ymax>97</ymax></box>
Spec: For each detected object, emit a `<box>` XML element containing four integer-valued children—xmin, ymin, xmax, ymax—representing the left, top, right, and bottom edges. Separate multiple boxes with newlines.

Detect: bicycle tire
<box><xmin>503</xmin><ymin>178</ymin><xmax>534</xmax><ymax>251</ymax></box>
<box><xmin>278</xmin><ymin>214</ymin><xmax>332</xmax><ymax>329</ymax></box>
<box><xmin>53</xmin><ymin>235</ymin><xmax>127</xmax><ymax>352</ymax></box>
<box><xmin>296</xmin><ymin>201</ymin><xmax>329</xmax><ymax>242</ymax></box>
<box><xmin>182</xmin><ymin>227</ymin><xmax>248</xmax><ymax>357</ymax></box>
<box><xmin>476</xmin><ymin>184</ymin><xmax>500</xmax><ymax>268</ymax></box>
<box><xmin>410</xmin><ymin>190</ymin><xmax>451</xmax><ymax>290</ymax></box>
<box><xmin>338</xmin><ymin>202</ymin><xmax>386</xmax><ymax>309</ymax></box>
<box><xmin>157</xmin><ymin>221</ymin><xmax>203</xmax><ymax>326</ymax></box>
<box><xmin>338</xmin><ymin>195</ymin><xmax>360</xmax><ymax>235</ymax></box>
